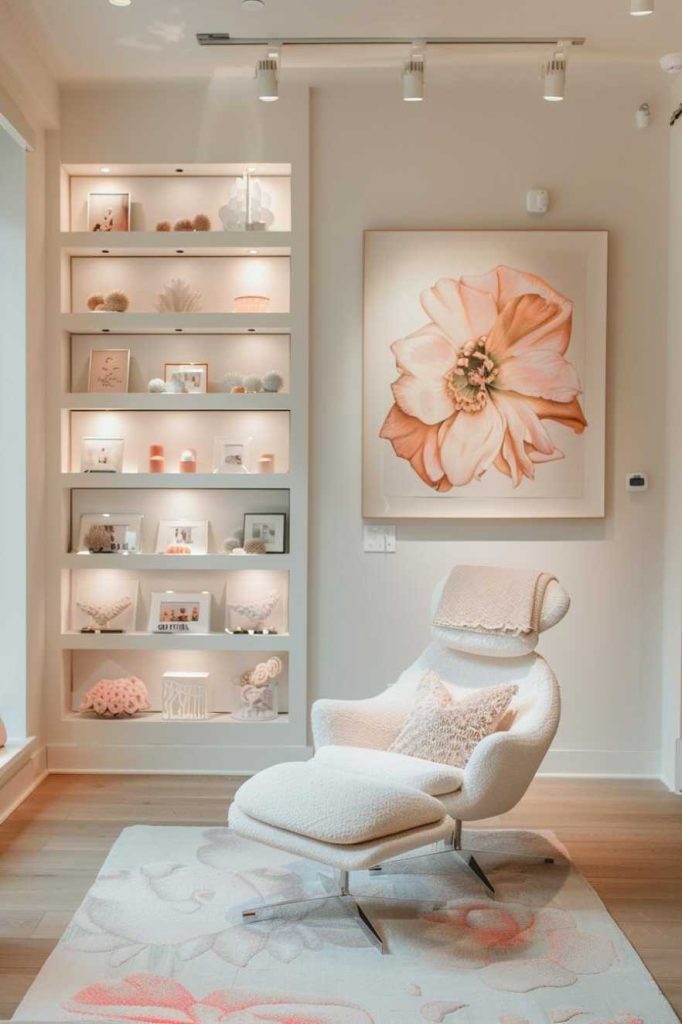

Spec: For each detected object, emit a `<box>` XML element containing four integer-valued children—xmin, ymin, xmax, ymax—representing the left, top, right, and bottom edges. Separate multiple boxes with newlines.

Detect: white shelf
<box><xmin>60</xmin><ymin>313</ymin><xmax>291</xmax><ymax>335</ymax></box>
<box><xmin>63</xmin><ymin>392</ymin><xmax>290</xmax><ymax>411</ymax></box>
<box><xmin>60</xmin><ymin>631</ymin><xmax>290</xmax><ymax>651</ymax></box>
<box><xmin>61</xmin><ymin>231</ymin><xmax>291</xmax><ymax>256</ymax></box>
<box><xmin>62</xmin><ymin>553</ymin><xmax>291</xmax><ymax>570</ymax></box>
<box><xmin>64</xmin><ymin>710</ymin><xmax>290</xmax><ymax>726</ymax></box>
<box><xmin>62</xmin><ymin>472</ymin><xmax>290</xmax><ymax>489</ymax></box>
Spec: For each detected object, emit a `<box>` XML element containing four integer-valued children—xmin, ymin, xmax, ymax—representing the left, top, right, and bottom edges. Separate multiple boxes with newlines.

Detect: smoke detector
<box><xmin>660</xmin><ymin>53</ymin><xmax>682</xmax><ymax>75</ymax></box>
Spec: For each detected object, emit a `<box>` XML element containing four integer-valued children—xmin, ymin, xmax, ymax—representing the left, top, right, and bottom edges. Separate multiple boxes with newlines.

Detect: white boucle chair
<box><xmin>311</xmin><ymin>573</ymin><xmax>570</xmax><ymax>894</ymax></box>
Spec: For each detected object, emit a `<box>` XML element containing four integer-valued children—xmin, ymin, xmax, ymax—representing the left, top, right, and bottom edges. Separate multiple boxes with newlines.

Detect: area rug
<box><xmin>13</xmin><ymin>826</ymin><xmax>678</xmax><ymax>1024</ymax></box>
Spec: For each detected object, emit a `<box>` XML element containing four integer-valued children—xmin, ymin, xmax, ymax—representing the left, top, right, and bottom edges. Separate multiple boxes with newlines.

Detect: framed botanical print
<box><xmin>243</xmin><ymin>512</ymin><xmax>286</xmax><ymax>553</ymax></box>
<box><xmin>213</xmin><ymin>439</ymin><xmax>247</xmax><ymax>473</ymax></box>
<box><xmin>81</xmin><ymin>437</ymin><xmax>124</xmax><ymax>473</ymax></box>
<box><xmin>87</xmin><ymin>192</ymin><xmax>131</xmax><ymax>232</ymax></box>
<box><xmin>363</xmin><ymin>230</ymin><xmax>607</xmax><ymax>518</ymax></box>
<box><xmin>88</xmin><ymin>349</ymin><xmax>130</xmax><ymax>393</ymax></box>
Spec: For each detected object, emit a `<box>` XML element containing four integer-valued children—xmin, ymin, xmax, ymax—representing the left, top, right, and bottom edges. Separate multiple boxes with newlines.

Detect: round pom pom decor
<box><xmin>148</xmin><ymin>377</ymin><xmax>166</xmax><ymax>393</ymax></box>
<box><xmin>104</xmin><ymin>290</ymin><xmax>130</xmax><ymax>313</ymax></box>
<box><xmin>262</xmin><ymin>371</ymin><xmax>284</xmax><ymax>393</ymax></box>
<box><xmin>156</xmin><ymin>221</ymin><xmax>172</xmax><ymax>232</ymax></box>
<box><xmin>243</xmin><ymin>374</ymin><xmax>263</xmax><ymax>393</ymax></box>
<box><xmin>174</xmin><ymin>218</ymin><xmax>194</xmax><ymax>231</ymax></box>
<box><xmin>223</xmin><ymin>372</ymin><xmax>244</xmax><ymax>393</ymax></box>
<box><xmin>193</xmin><ymin>213</ymin><xmax>211</xmax><ymax>231</ymax></box>
<box><xmin>87</xmin><ymin>293</ymin><xmax>105</xmax><ymax>311</ymax></box>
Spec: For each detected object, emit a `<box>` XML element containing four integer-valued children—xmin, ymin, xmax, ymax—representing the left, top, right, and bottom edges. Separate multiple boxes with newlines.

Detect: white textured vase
<box><xmin>0</xmin><ymin>716</ymin><xmax>6</xmax><ymax>748</ymax></box>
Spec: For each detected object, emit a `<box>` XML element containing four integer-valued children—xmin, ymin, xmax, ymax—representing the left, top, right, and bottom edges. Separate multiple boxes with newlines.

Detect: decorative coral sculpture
<box><xmin>156</xmin><ymin>221</ymin><xmax>172</xmax><ymax>232</ymax></box>
<box><xmin>228</xmin><ymin>590</ymin><xmax>279</xmax><ymax>632</ymax></box>
<box><xmin>84</xmin><ymin>524</ymin><xmax>116</xmax><ymax>553</ymax></box>
<box><xmin>87</xmin><ymin>293</ymin><xmax>105</xmax><ymax>311</ymax></box>
<box><xmin>262</xmin><ymin>371</ymin><xmax>284</xmax><ymax>393</ymax></box>
<box><xmin>80</xmin><ymin>676</ymin><xmax>150</xmax><ymax>718</ymax></box>
<box><xmin>87</xmin><ymin>290</ymin><xmax>130</xmax><ymax>312</ymax></box>
<box><xmin>193</xmin><ymin>214</ymin><xmax>211</xmax><ymax>231</ymax></box>
<box><xmin>235</xmin><ymin>656</ymin><xmax>282</xmax><ymax>720</ymax></box>
<box><xmin>241</xmin><ymin>656</ymin><xmax>283</xmax><ymax>688</ymax></box>
<box><xmin>173</xmin><ymin>218</ymin><xmax>194</xmax><ymax>231</ymax></box>
<box><xmin>155</xmin><ymin>278</ymin><xmax>202</xmax><ymax>313</ymax></box>
<box><xmin>77</xmin><ymin>596</ymin><xmax>132</xmax><ymax>633</ymax></box>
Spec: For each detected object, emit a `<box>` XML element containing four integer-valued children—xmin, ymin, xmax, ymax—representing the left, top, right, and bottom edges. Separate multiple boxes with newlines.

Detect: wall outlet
<box><xmin>363</xmin><ymin>524</ymin><xmax>396</xmax><ymax>553</ymax></box>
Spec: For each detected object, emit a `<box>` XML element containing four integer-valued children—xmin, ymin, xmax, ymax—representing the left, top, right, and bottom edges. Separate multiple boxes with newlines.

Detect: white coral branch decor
<box><xmin>155</xmin><ymin>278</ymin><xmax>202</xmax><ymax>313</ymax></box>
<box><xmin>228</xmin><ymin>590</ymin><xmax>280</xmax><ymax>631</ymax></box>
<box><xmin>77</xmin><ymin>596</ymin><xmax>132</xmax><ymax>632</ymax></box>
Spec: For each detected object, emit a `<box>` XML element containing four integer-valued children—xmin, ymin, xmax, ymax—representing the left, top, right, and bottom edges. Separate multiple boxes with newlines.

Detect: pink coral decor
<box><xmin>80</xmin><ymin>676</ymin><xmax>150</xmax><ymax>718</ymax></box>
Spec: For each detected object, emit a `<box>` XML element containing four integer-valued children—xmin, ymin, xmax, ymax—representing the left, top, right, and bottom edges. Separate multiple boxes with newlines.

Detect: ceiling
<box><xmin>6</xmin><ymin>0</ymin><xmax>682</xmax><ymax>83</ymax></box>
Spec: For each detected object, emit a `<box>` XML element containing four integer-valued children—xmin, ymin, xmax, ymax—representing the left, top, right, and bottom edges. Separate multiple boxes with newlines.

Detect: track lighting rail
<box><xmin>197</xmin><ymin>34</ymin><xmax>586</xmax><ymax>48</ymax></box>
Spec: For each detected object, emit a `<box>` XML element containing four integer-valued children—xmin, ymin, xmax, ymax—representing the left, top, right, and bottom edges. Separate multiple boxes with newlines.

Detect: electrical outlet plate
<box><xmin>363</xmin><ymin>524</ymin><xmax>396</xmax><ymax>553</ymax></box>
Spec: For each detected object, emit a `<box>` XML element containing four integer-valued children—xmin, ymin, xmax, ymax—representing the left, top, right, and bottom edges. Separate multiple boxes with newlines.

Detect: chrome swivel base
<box><xmin>241</xmin><ymin>868</ymin><xmax>445</xmax><ymax>954</ymax></box>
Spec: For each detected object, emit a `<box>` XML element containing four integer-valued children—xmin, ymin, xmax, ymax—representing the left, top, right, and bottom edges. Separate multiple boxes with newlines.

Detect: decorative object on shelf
<box><xmin>0</xmin><ymin>715</ymin><xmax>5</xmax><ymax>748</ymax></box>
<box><xmin>88</xmin><ymin>349</ymin><xmax>130</xmax><ymax>393</ymax></box>
<box><xmin>149</xmin><ymin>590</ymin><xmax>211</xmax><ymax>634</ymax></box>
<box><xmin>149</xmin><ymin>444</ymin><xmax>165</xmax><ymax>474</ymax></box>
<box><xmin>164</xmin><ymin>376</ymin><xmax>188</xmax><ymax>394</ymax></box>
<box><xmin>233</xmin><ymin>294</ymin><xmax>270</xmax><ymax>313</ymax></box>
<box><xmin>87</xmin><ymin>290</ymin><xmax>130</xmax><ymax>313</ymax></box>
<box><xmin>162</xmin><ymin>672</ymin><xmax>209</xmax><ymax>721</ymax></box>
<box><xmin>213</xmin><ymin>438</ymin><xmax>247</xmax><ymax>473</ymax></box>
<box><xmin>219</xmin><ymin>172</ymin><xmax>275</xmax><ymax>231</ymax></box>
<box><xmin>223</xmin><ymin>372</ymin><xmax>244</xmax><ymax>393</ymax></box>
<box><xmin>77</xmin><ymin>513</ymin><xmax>143</xmax><ymax>554</ymax></box>
<box><xmin>156</xmin><ymin>519</ymin><xmax>208</xmax><ymax>555</ymax></box>
<box><xmin>173</xmin><ymin>218</ymin><xmax>195</xmax><ymax>231</ymax></box>
<box><xmin>227</xmin><ymin>590</ymin><xmax>280</xmax><ymax>634</ymax></box>
<box><xmin>243</xmin><ymin>374</ymin><xmax>263</xmax><ymax>393</ymax></box>
<box><xmin>193</xmin><ymin>214</ymin><xmax>211</xmax><ymax>231</ymax></box>
<box><xmin>234</xmin><ymin>656</ymin><xmax>282</xmax><ymax>721</ymax></box>
<box><xmin>156</xmin><ymin>220</ymin><xmax>172</xmax><ymax>232</ymax></box>
<box><xmin>79</xmin><ymin>676</ymin><xmax>150</xmax><ymax>718</ymax></box>
<box><xmin>81</xmin><ymin>437</ymin><xmax>124</xmax><ymax>473</ymax></box>
<box><xmin>77</xmin><ymin>596</ymin><xmax>132</xmax><ymax>633</ymax></box>
<box><xmin>148</xmin><ymin>377</ymin><xmax>166</xmax><ymax>393</ymax></box>
<box><xmin>231</xmin><ymin>385</ymin><xmax>246</xmax><ymax>394</ymax></box>
<box><xmin>256</xmin><ymin>453</ymin><xmax>275</xmax><ymax>475</ymax></box>
<box><xmin>262</xmin><ymin>370</ymin><xmax>284</xmax><ymax>393</ymax></box>
<box><xmin>155</xmin><ymin>278</ymin><xmax>202</xmax><ymax>313</ymax></box>
<box><xmin>164</xmin><ymin>362</ymin><xmax>208</xmax><ymax>394</ymax></box>
<box><xmin>243</xmin><ymin>512</ymin><xmax>285</xmax><ymax>553</ymax></box>
<box><xmin>179</xmin><ymin>448</ymin><xmax>197</xmax><ymax>473</ymax></box>
<box><xmin>244</xmin><ymin>538</ymin><xmax>267</xmax><ymax>555</ymax></box>
<box><xmin>363</xmin><ymin>229</ymin><xmax>607</xmax><ymax>519</ymax></box>
<box><xmin>222</xmin><ymin>530</ymin><xmax>244</xmax><ymax>553</ymax></box>
<box><xmin>87</xmin><ymin>192</ymin><xmax>130</xmax><ymax>232</ymax></box>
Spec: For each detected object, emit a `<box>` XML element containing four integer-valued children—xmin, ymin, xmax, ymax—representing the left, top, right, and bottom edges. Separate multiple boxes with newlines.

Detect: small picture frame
<box><xmin>87</xmin><ymin>192</ymin><xmax>131</xmax><ymax>232</ymax></box>
<box><xmin>76</xmin><ymin>513</ymin><xmax>143</xmax><ymax>554</ymax></box>
<box><xmin>149</xmin><ymin>591</ymin><xmax>211</xmax><ymax>634</ymax></box>
<box><xmin>213</xmin><ymin>438</ymin><xmax>247</xmax><ymax>474</ymax></box>
<box><xmin>88</xmin><ymin>349</ymin><xmax>131</xmax><ymax>393</ymax></box>
<box><xmin>156</xmin><ymin>520</ymin><xmax>209</xmax><ymax>556</ymax></box>
<box><xmin>81</xmin><ymin>437</ymin><xmax>124</xmax><ymax>473</ymax></box>
<box><xmin>164</xmin><ymin>363</ymin><xmax>208</xmax><ymax>395</ymax></box>
<box><xmin>243</xmin><ymin>513</ymin><xmax>286</xmax><ymax>554</ymax></box>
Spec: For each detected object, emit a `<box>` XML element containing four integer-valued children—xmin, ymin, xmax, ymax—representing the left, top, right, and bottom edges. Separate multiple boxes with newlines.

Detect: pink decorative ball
<box><xmin>80</xmin><ymin>676</ymin><xmax>150</xmax><ymax>718</ymax></box>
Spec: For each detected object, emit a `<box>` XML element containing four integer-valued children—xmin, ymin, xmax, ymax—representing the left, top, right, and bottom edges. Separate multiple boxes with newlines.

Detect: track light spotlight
<box><xmin>403</xmin><ymin>43</ymin><xmax>425</xmax><ymax>101</ymax></box>
<box><xmin>256</xmin><ymin>49</ymin><xmax>279</xmax><ymax>101</ymax></box>
<box><xmin>543</xmin><ymin>49</ymin><xmax>566</xmax><ymax>102</ymax></box>
<box><xmin>630</xmin><ymin>0</ymin><xmax>654</xmax><ymax>14</ymax></box>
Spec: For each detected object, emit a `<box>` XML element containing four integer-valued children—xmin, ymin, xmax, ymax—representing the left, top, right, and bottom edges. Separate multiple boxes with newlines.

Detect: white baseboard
<box><xmin>0</xmin><ymin>741</ymin><xmax>47</xmax><ymax>823</ymax></box>
<box><xmin>540</xmin><ymin>747</ymin><xmax>660</xmax><ymax>778</ymax></box>
<box><xmin>47</xmin><ymin>743</ymin><xmax>313</xmax><ymax>774</ymax></box>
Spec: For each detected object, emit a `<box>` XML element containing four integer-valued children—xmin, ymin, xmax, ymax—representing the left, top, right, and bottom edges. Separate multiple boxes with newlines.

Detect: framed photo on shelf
<box><xmin>76</xmin><ymin>513</ymin><xmax>143</xmax><ymax>554</ymax></box>
<box><xmin>81</xmin><ymin>437</ymin><xmax>124</xmax><ymax>473</ymax></box>
<box><xmin>155</xmin><ymin>520</ymin><xmax>209</xmax><ymax>555</ymax></box>
<box><xmin>164</xmin><ymin>363</ymin><xmax>208</xmax><ymax>394</ymax></box>
<box><xmin>213</xmin><ymin>438</ymin><xmax>247</xmax><ymax>473</ymax></box>
<box><xmin>243</xmin><ymin>512</ymin><xmax>286</xmax><ymax>553</ymax></box>
<box><xmin>149</xmin><ymin>591</ymin><xmax>211</xmax><ymax>634</ymax></box>
<box><xmin>87</xmin><ymin>192</ymin><xmax>131</xmax><ymax>232</ymax></box>
<box><xmin>88</xmin><ymin>349</ymin><xmax>130</xmax><ymax>393</ymax></box>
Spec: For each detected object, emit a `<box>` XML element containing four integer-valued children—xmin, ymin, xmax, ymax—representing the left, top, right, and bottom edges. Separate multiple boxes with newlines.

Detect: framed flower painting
<box><xmin>363</xmin><ymin>230</ymin><xmax>607</xmax><ymax>518</ymax></box>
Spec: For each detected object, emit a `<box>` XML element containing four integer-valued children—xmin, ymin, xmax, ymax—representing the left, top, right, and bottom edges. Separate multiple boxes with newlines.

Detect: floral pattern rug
<box><xmin>13</xmin><ymin>825</ymin><xmax>678</xmax><ymax>1024</ymax></box>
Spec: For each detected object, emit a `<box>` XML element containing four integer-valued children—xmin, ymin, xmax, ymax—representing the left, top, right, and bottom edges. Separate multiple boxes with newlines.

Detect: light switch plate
<box><xmin>363</xmin><ymin>524</ymin><xmax>396</xmax><ymax>553</ymax></box>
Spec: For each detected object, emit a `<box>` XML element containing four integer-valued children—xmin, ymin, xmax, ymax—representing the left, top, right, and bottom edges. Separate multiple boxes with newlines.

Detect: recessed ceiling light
<box><xmin>242</xmin><ymin>0</ymin><xmax>265</xmax><ymax>9</ymax></box>
<box><xmin>100</xmin><ymin>167</ymin><xmax>111</xmax><ymax>173</ymax></box>
<box><xmin>109</xmin><ymin>0</ymin><xmax>132</xmax><ymax>6</ymax></box>
<box><xmin>248</xmin><ymin>249</ymin><xmax>258</xmax><ymax>255</ymax></box>
<box><xmin>630</xmin><ymin>0</ymin><xmax>654</xmax><ymax>14</ymax></box>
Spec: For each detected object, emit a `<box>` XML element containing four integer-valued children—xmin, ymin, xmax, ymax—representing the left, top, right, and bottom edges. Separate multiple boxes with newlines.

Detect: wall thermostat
<box><xmin>626</xmin><ymin>472</ymin><xmax>648</xmax><ymax>491</ymax></box>
<box><xmin>526</xmin><ymin>188</ymin><xmax>550</xmax><ymax>215</ymax></box>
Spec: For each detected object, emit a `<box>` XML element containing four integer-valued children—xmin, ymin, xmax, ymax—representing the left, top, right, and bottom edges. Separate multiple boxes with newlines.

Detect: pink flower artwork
<box><xmin>64</xmin><ymin>972</ymin><xmax>375</xmax><ymax>1023</ymax></box>
<box><xmin>380</xmin><ymin>266</ymin><xmax>587</xmax><ymax>491</ymax></box>
<box><xmin>421</xmin><ymin>896</ymin><xmax>615</xmax><ymax>992</ymax></box>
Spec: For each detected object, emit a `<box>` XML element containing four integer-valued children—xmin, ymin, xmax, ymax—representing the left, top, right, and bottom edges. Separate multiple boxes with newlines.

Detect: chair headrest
<box><xmin>430</xmin><ymin>570</ymin><xmax>570</xmax><ymax>659</ymax></box>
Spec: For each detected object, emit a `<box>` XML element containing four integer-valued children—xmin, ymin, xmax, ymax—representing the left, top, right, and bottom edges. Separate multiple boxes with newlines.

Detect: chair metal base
<box><xmin>241</xmin><ymin>868</ymin><xmax>445</xmax><ymax>954</ymax></box>
<box><xmin>368</xmin><ymin>821</ymin><xmax>563</xmax><ymax>897</ymax></box>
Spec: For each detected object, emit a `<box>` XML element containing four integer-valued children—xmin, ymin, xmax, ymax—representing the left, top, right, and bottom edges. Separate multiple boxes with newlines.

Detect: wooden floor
<box><xmin>0</xmin><ymin>774</ymin><xmax>681</xmax><ymax>1020</ymax></box>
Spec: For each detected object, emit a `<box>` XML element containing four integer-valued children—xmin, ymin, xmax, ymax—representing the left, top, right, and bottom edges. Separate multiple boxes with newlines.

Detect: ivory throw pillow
<box><xmin>388</xmin><ymin>671</ymin><xmax>518</xmax><ymax>768</ymax></box>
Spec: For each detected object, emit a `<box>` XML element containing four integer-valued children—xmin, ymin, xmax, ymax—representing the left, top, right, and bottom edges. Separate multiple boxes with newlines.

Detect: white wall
<box><xmin>59</xmin><ymin>65</ymin><xmax>670</xmax><ymax>776</ymax></box>
<box><xmin>309</xmin><ymin>66</ymin><xmax>669</xmax><ymax>777</ymax></box>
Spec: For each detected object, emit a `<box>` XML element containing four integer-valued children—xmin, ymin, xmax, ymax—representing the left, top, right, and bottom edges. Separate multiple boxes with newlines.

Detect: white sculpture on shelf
<box><xmin>219</xmin><ymin>173</ymin><xmax>275</xmax><ymax>231</ymax></box>
<box><xmin>77</xmin><ymin>596</ymin><xmax>132</xmax><ymax>633</ymax></box>
<box><xmin>155</xmin><ymin>278</ymin><xmax>202</xmax><ymax>313</ymax></box>
<box><xmin>234</xmin><ymin>656</ymin><xmax>282</xmax><ymax>722</ymax></box>
<box><xmin>161</xmin><ymin>672</ymin><xmax>209</xmax><ymax>721</ymax></box>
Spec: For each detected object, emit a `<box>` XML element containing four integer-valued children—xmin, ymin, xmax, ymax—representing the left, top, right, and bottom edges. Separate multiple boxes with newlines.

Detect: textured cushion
<box><xmin>314</xmin><ymin>745</ymin><xmax>464</xmax><ymax>796</ymax></box>
<box><xmin>388</xmin><ymin>672</ymin><xmax>518</xmax><ymax>768</ymax></box>
<box><xmin>234</xmin><ymin>761</ymin><xmax>445</xmax><ymax>845</ymax></box>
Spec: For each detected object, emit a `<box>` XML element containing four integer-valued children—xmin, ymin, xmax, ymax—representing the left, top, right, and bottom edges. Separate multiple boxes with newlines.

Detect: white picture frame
<box><xmin>149</xmin><ymin>591</ymin><xmax>211</xmax><ymax>634</ymax></box>
<box><xmin>213</xmin><ymin>438</ymin><xmax>247</xmax><ymax>473</ymax></box>
<box><xmin>76</xmin><ymin>513</ymin><xmax>143</xmax><ymax>554</ymax></box>
<box><xmin>155</xmin><ymin>520</ymin><xmax>209</xmax><ymax>555</ymax></box>
<box><xmin>88</xmin><ymin>349</ymin><xmax>130</xmax><ymax>393</ymax></box>
<box><xmin>81</xmin><ymin>437</ymin><xmax>124</xmax><ymax>473</ymax></box>
<box><xmin>363</xmin><ymin>229</ymin><xmax>607</xmax><ymax>518</ymax></box>
<box><xmin>164</xmin><ymin>362</ymin><xmax>208</xmax><ymax>394</ymax></box>
<box><xmin>243</xmin><ymin>512</ymin><xmax>286</xmax><ymax>553</ymax></box>
<box><xmin>87</xmin><ymin>191</ymin><xmax>131</xmax><ymax>232</ymax></box>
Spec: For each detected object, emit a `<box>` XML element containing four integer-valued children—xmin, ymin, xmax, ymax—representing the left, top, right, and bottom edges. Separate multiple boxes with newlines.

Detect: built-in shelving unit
<box><xmin>45</xmin><ymin>156</ymin><xmax>309</xmax><ymax>772</ymax></box>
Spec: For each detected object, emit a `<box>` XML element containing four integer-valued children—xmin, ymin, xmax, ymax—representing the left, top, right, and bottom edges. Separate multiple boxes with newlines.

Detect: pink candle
<box><xmin>149</xmin><ymin>444</ymin><xmax>165</xmax><ymax>474</ymax></box>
